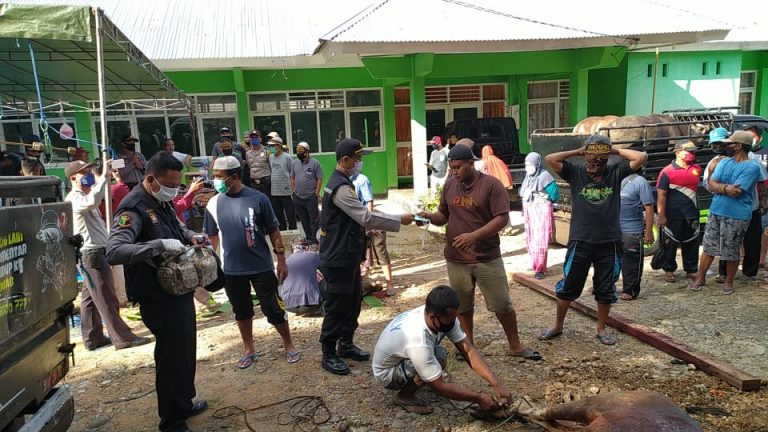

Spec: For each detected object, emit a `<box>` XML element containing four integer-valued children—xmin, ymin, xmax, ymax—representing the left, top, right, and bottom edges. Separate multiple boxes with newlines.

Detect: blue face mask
<box><xmin>80</xmin><ymin>172</ymin><xmax>96</xmax><ymax>187</ymax></box>
<box><xmin>251</xmin><ymin>138</ymin><xmax>261</xmax><ymax>146</ymax></box>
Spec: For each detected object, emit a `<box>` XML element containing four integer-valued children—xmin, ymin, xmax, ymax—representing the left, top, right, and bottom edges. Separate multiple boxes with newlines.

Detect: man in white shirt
<box><xmin>65</xmin><ymin>160</ymin><xmax>150</xmax><ymax>351</ymax></box>
<box><xmin>372</xmin><ymin>285</ymin><xmax>511</xmax><ymax>414</ymax></box>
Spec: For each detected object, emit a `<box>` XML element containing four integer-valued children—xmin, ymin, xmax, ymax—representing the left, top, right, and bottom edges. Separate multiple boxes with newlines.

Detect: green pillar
<box><xmin>569</xmin><ymin>69</ymin><xmax>589</xmax><ymax>127</ymax></box>
<box><xmin>382</xmin><ymin>84</ymin><xmax>398</xmax><ymax>189</ymax></box>
<box><xmin>408</xmin><ymin>54</ymin><xmax>433</xmax><ymax>196</ymax></box>
<box><xmin>73</xmin><ymin>105</ymin><xmax>94</xmax><ymax>155</ymax></box>
<box><xmin>757</xmin><ymin>67</ymin><xmax>768</xmax><ymax>118</ymax></box>
<box><xmin>233</xmin><ymin>68</ymin><xmax>250</xmax><ymax>137</ymax></box>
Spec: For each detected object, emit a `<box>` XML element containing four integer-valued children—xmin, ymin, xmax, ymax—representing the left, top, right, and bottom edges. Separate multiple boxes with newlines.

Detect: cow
<box><xmin>572</xmin><ymin>116</ymin><xmax>618</xmax><ymax>134</ymax></box>
<box><xmin>477</xmin><ymin>390</ymin><xmax>702</xmax><ymax>431</ymax></box>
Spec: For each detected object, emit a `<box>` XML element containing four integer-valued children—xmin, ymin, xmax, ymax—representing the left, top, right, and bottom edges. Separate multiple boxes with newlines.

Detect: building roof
<box><xmin>319</xmin><ymin>0</ymin><xmax>731</xmax><ymax>54</ymax></box>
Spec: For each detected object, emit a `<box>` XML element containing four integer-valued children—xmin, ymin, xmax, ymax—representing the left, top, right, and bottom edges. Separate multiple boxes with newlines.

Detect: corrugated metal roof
<box><xmin>321</xmin><ymin>0</ymin><xmax>730</xmax><ymax>43</ymax></box>
<box><xmin>9</xmin><ymin>0</ymin><xmax>370</xmax><ymax>60</ymax></box>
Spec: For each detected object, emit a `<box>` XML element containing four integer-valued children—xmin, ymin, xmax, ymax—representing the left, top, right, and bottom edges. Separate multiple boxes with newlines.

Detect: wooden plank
<box><xmin>512</xmin><ymin>272</ymin><xmax>763</xmax><ymax>391</ymax></box>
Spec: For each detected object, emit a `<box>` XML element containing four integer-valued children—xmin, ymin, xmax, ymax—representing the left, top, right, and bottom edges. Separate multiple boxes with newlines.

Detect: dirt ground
<box><xmin>65</xmin><ymin>208</ymin><xmax>768</xmax><ymax>432</ymax></box>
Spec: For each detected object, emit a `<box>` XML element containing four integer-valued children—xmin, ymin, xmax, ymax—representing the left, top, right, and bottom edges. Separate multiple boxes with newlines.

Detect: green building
<box><xmin>2</xmin><ymin>0</ymin><xmax>765</xmax><ymax>195</ymax></box>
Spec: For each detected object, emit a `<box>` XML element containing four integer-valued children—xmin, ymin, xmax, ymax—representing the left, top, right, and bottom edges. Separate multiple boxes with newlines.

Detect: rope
<box><xmin>213</xmin><ymin>395</ymin><xmax>331</xmax><ymax>432</ymax></box>
<box><xmin>27</xmin><ymin>40</ymin><xmax>52</xmax><ymax>156</ymax></box>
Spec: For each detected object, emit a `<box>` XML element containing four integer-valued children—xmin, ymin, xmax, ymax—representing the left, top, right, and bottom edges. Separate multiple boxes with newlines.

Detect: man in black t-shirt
<box><xmin>539</xmin><ymin>136</ymin><xmax>647</xmax><ymax>346</ymax></box>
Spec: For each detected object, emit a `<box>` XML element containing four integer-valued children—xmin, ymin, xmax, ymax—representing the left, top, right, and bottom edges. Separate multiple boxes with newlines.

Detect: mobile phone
<box><xmin>111</xmin><ymin>158</ymin><xmax>125</xmax><ymax>169</ymax></box>
<box><xmin>414</xmin><ymin>215</ymin><xmax>430</xmax><ymax>226</ymax></box>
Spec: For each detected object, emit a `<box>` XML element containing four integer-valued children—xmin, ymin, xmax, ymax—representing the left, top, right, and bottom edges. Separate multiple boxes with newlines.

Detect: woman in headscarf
<box><xmin>481</xmin><ymin>145</ymin><xmax>513</xmax><ymax>188</ymax></box>
<box><xmin>520</xmin><ymin>152</ymin><xmax>559</xmax><ymax>279</ymax></box>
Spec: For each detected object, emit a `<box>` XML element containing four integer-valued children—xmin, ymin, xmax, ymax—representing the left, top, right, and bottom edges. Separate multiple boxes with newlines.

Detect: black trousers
<box><xmin>252</xmin><ymin>176</ymin><xmax>271</xmax><ymax>199</ymax></box>
<box><xmin>661</xmin><ymin>218</ymin><xmax>699</xmax><ymax>274</ymax></box>
<box><xmin>620</xmin><ymin>233</ymin><xmax>644</xmax><ymax>298</ymax></box>
<box><xmin>271</xmin><ymin>195</ymin><xmax>296</xmax><ymax>230</ymax></box>
<box><xmin>293</xmin><ymin>195</ymin><xmax>320</xmax><ymax>241</ymax></box>
<box><xmin>718</xmin><ymin>210</ymin><xmax>762</xmax><ymax>277</ymax></box>
<box><xmin>319</xmin><ymin>266</ymin><xmax>362</xmax><ymax>355</ymax></box>
<box><xmin>139</xmin><ymin>293</ymin><xmax>196</xmax><ymax>432</ymax></box>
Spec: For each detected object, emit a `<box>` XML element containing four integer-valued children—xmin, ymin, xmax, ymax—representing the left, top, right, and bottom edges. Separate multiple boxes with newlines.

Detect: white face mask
<box><xmin>525</xmin><ymin>164</ymin><xmax>536</xmax><ymax>175</ymax></box>
<box><xmin>150</xmin><ymin>177</ymin><xmax>179</xmax><ymax>202</ymax></box>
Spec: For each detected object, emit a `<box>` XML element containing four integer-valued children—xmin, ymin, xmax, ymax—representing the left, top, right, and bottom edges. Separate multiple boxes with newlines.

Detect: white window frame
<box><xmin>527</xmin><ymin>79</ymin><xmax>569</xmax><ymax>135</ymax></box>
<box><xmin>739</xmin><ymin>70</ymin><xmax>757</xmax><ymax>115</ymax></box>
<box><xmin>189</xmin><ymin>93</ymin><xmax>239</xmax><ymax>156</ymax></box>
<box><xmin>247</xmin><ymin>88</ymin><xmax>384</xmax><ymax>155</ymax></box>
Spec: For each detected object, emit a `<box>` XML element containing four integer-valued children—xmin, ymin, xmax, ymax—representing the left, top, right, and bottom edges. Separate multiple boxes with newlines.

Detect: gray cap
<box><xmin>212</xmin><ymin>155</ymin><xmax>241</xmax><ymax>170</ymax></box>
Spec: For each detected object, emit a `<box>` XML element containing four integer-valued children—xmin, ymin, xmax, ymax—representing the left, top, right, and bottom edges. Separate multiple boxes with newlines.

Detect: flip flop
<box><xmin>664</xmin><ymin>273</ymin><xmax>676</xmax><ymax>283</ymax></box>
<box><xmin>721</xmin><ymin>286</ymin><xmax>735</xmax><ymax>295</ymax></box>
<box><xmin>510</xmin><ymin>347</ymin><xmax>542</xmax><ymax>361</ymax></box>
<box><xmin>286</xmin><ymin>351</ymin><xmax>302</xmax><ymax>364</ymax></box>
<box><xmin>395</xmin><ymin>397</ymin><xmax>433</xmax><ymax>415</ymax></box>
<box><xmin>688</xmin><ymin>281</ymin><xmax>705</xmax><ymax>292</ymax></box>
<box><xmin>619</xmin><ymin>292</ymin><xmax>636</xmax><ymax>301</ymax></box>
<box><xmin>538</xmin><ymin>329</ymin><xmax>562</xmax><ymax>341</ymax></box>
<box><xmin>237</xmin><ymin>353</ymin><xmax>258</xmax><ymax>369</ymax></box>
<box><xmin>595</xmin><ymin>334</ymin><xmax>616</xmax><ymax>346</ymax></box>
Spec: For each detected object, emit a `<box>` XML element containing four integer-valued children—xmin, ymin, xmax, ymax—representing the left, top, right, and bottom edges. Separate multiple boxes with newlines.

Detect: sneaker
<box><xmin>337</xmin><ymin>342</ymin><xmax>370</xmax><ymax>361</ymax></box>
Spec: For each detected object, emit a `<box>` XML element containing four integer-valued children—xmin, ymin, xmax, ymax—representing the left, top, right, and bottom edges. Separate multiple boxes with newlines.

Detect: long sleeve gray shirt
<box><xmin>65</xmin><ymin>177</ymin><xmax>109</xmax><ymax>249</ymax></box>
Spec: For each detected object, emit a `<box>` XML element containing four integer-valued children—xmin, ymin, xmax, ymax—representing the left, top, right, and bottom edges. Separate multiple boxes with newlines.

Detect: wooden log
<box><xmin>512</xmin><ymin>272</ymin><xmax>763</xmax><ymax>391</ymax></box>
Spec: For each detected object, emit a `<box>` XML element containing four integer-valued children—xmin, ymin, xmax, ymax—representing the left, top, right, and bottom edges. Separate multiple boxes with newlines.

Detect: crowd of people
<box><xmin>2</xmin><ymin>121</ymin><xmax>767</xmax><ymax>431</ymax></box>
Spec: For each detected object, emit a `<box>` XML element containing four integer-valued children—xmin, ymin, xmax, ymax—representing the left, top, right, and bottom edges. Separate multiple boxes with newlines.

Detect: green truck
<box><xmin>0</xmin><ymin>177</ymin><xmax>79</xmax><ymax>432</ymax></box>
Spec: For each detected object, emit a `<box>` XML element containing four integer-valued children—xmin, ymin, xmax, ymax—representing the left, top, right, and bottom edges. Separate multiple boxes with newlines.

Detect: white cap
<box><xmin>297</xmin><ymin>142</ymin><xmax>310</xmax><ymax>150</ymax></box>
<box><xmin>212</xmin><ymin>155</ymin><xmax>241</xmax><ymax>170</ymax></box>
<box><xmin>268</xmin><ymin>136</ymin><xmax>284</xmax><ymax>145</ymax></box>
<box><xmin>267</xmin><ymin>131</ymin><xmax>280</xmax><ymax>139</ymax></box>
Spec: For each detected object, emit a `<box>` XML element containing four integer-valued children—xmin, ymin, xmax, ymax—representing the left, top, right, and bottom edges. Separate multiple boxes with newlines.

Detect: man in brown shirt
<box><xmin>418</xmin><ymin>145</ymin><xmax>541</xmax><ymax>361</ymax></box>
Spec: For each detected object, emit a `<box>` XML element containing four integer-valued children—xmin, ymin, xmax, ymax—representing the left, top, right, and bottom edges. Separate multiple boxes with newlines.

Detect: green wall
<box><xmin>625</xmin><ymin>51</ymin><xmax>743</xmax><ymax>115</ymax></box>
<box><xmin>741</xmin><ymin>51</ymin><xmax>768</xmax><ymax>117</ymax></box>
<box><xmin>588</xmin><ymin>56</ymin><xmax>628</xmax><ymax>116</ymax></box>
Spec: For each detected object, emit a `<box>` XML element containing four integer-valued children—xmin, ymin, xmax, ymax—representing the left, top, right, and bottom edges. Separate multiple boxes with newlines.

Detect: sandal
<box><xmin>721</xmin><ymin>286</ymin><xmax>735</xmax><ymax>295</ymax></box>
<box><xmin>237</xmin><ymin>353</ymin><xmax>258</xmax><ymax>369</ymax></box>
<box><xmin>286</xmin><ymin>351</ymin><xmax>302</xmax><ymax>364</ymax></box>
<box><xmin>664</xmin><ymin>273</ymin><xmax>676</xmax><ymax>283</ymax></box>
<box><xmin>595</xmin><ymin>333</ymin><xmax>616</xmax><ymax>345</ymax></box>
<box><xmin>395</xmin><ymin>397</ymin><xmax>433</xmax><ymax>415</ymax></box>
<box><xmin>688</xmin><ymin>281</ymin><xmax>705</xmax><ymax>292</ymax></box>
<box><xmin>538</xmin><ymin>329</ymin><xmax>562</xmax><ymax>341</ymax></box>
<box><xmin>619</xmin><ymin>292</ymin><xmax>636</xmax><ymax>301</ymax></box>
<box><xmin>510</xmin><ymin>347</ymin><xmax>542</xmax><ymax>361</ymax></box>
<box><xmin>715</xmin><ymin>275</ymin><xmax>725</xmax><ymax>284</ymax></box>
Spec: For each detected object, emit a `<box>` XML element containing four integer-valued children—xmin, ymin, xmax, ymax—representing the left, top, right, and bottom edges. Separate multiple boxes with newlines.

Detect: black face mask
<box><xmin>124</xmin><ymin>143</ymin><xmax>135</xmax><ymax>151</ymax></box>
<box><xmin>712</xmin><ymin>146</ymin><xmax>727</xmax><ymax>155</ymax></box>
<box><xmin>222</xmin><ymin>149</ymin><xmax>233</xmax><ymax>156</ymax></box>
<box><xmin>431</xmin><ymin>316</ymin><xmax>455</xmax><ymax>333</ymax></box>
<box><xmin>297</xmin><ymin>152</ymin><xmax>308</xmax><ymax>161</ymax></box>
<box><xmin>585</xmin><ymin>159</ymin><xmax>607</xmax><ymax>177</ymax></box>
<box><xmin>724</xmin><ymin>146</ymin><xmax>736</xmax><ymax>157</ymax></box>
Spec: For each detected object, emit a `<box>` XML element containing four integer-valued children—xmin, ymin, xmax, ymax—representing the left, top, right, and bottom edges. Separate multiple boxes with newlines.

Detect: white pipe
<box><xmin>94</xmin><ymin>7</ymin><xmax>112</xmax><ymax>232</ymax></box>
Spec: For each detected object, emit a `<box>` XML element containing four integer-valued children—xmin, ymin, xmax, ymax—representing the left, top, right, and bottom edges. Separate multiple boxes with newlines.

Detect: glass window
<box><xmin>739</xmin><ymin>92</ymin><xmax>753</xmax><ymax>115</ymax></box>
<box><xmin>2</xmin><ymin>120</ymin><xmax>34</xmax><ymax>154</ymax></box>
<box><xmin>288</xmin><ymin>92</ymin><xmax>316</xmax><ymax>110</ymax></box>
<box><xmin>528</xmin><ymin>102</ymin><xmax>556</xmax><ymax>132</ymax></box>
<box><xmin>319</xmin><ymin>110</ymin><xmax>346</xmax><ymax>151</ymax></box>
<box><xmin>196</xmin><ymin>95</ymin><xmax>237</xmax><ymax>113</ymax></box>
<box><xmin>94</xmin><ymin>120</ymin><xmax>132</xmax><ymax>149</ymax></box>
<box><xmin>253</xmin><ymin>115</ymin><xmax>287</xmax><ymax>143</ymax></box>
<box><xmin>168</xmin><ymin>116</ymin><xmax>198</xmax><ymax>156</ymax></box>
<box><xmin>346</xmin><ymin>90</ymin><xmax>381</xmax><ymax>107</ymax></box>
<box><xmin>200</xmin><ymin>117</ymin><xmax>236</xmax><ymax>155</ymax></box>
<box><xmin>349</xmin><ymin>111</ymin><xmax>381</xmax><ymax>148</ymax></box>
<box><xmin>249</xmin><ymin>93</ymin><xmax>287</xmax><ymax>112</ymax></box>
<box><xmin>528</xmin><ymin>82</ymin><xmax>558</xmax><ymax>99</ymax></box>
<box><xmin>740</xmin><ymin>71</ymin><xmax>756</xmax><ymax>88</ymax></box>
<box><xmin>290</xmin><ymin>112</ymin><xmax>319</xmax><ymax>152</ymax></box>
<box><xmin>318</xmin><ymin>91</ymin><xmax>345</xmax><ymax>109</ymax></box>
<box><xmin>137</xmin><ymin>117</ymin><xmax>168</xmax><ymax>158</ymax></box>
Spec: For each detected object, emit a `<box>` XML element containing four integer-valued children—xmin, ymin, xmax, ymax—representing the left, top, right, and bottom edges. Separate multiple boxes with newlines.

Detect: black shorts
<box><xmin>224</xmin><ymin>272</ymin><xmax>286</xmax><ymax>324</ymax></box>
<box><xmin>554</xmin><ymin>240</ymin><xmax>620</xmax><ymax>305</ymax></box>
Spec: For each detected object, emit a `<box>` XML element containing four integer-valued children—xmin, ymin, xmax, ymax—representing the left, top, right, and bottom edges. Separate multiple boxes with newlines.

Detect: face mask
<box><xmin>353</xmin><ymin>161</ymin><xmax>363</xmax><ymax>175</ymax></box>
<box><xmin>525</xmin><ymin>164</ymin><xmax>536</xmax><ymax>175</ymax></box>
<box><xmin>586</xmin><ymin>158</ymin><xmax>607</xmax><ymax>177</ymax></box>
<box><xmin>80</xmin><ymin>172</ymin><xmax>96</xmax><ymax>187</ymax></box>
<box><xmin>712</xmin><ymin>146</ymin><xmax>726</xmax><ymax>155</ymax></box>
<box><xmin>297</xmin><ymin>152</ymin><xmax>307</xmax><ymax>161</ymax></box>
<box><xmin>251</xmin><ymin>138</ymin><xmax>261</xmax><ymax>146</ymax></box>
<box><xmin>124</xmin><ymin>143</ymin><xmax>135</xmax><ymax>151</ymax></box>
<box><xmin>268</xmin><ymin>146</ymin><xmax>277</xmax><ymax>155</ymax></box>
<box><xmin>724</xmin><ymin>146</ymin><xmax>736</xmax><ymax>157</ymax></box>
<box><xmin>432</xmin><ymin>316</ymin><xmax>455</xmax><ymax>333</ymax></box>
<box><xmin>213</xmin><ymin>175</ymin><xmax>232</xmax><ymax>194</ymax></box>
<box><xmin>150</xmin><ymin>177</ymin><xmax>179</xmax><ymax>202</ymax></box>
<box><xmin>681</xmin><ymin>151</ymin><xmax>695</xmax><ymax>164</ymax></box>
<box><xmin>222</xmin><ymin>148</ymin><xmax>233</xmax><ymax>156</ymax></box>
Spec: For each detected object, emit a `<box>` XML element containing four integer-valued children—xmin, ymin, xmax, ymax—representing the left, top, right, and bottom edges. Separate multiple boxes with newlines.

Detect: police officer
<box><xmin>106</xmin><ymin>152</ymin><xmax>207</xmax><ymax>432</ymax></box>
<box><xmin>319</xmin><ymin>138</ymin><xmax>414</xmax><ymax>375</ymax></box>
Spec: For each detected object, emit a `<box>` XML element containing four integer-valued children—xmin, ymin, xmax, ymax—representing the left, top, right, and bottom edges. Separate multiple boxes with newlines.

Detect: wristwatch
<box><xmin>273</xmin><ymin>246</ymin><xmax>286</xmax><ymax>255</ymax></box>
